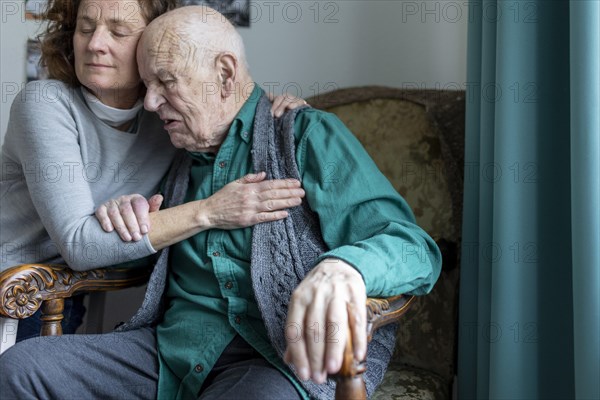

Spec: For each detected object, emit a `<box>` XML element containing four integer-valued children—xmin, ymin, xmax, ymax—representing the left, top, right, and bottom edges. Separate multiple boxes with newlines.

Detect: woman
<box><xmin>0</xmin><ymin>0</ymin><xmax>305</xmax><ymax>342</ymax></box>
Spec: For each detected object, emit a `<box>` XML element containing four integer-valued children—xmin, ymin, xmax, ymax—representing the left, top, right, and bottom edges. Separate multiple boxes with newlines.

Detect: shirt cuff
<box><xmin>314</xmin><ymin>245</ymin><xmax>437</xmax><ymax>297</ymax></box>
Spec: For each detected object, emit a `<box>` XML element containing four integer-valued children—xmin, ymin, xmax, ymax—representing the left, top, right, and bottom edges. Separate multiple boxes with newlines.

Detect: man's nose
<box><xmin>144</xmin><ymin>87</ymin><xmax>165</xmax><ymax>112</ymax></box>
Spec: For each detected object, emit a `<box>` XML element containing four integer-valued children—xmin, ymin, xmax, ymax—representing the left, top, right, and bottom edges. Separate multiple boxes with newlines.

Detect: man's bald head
<box><xmin>138</xmin><ymin>5</ymin><xmax>249</xmax><ymax>77</ymax></box>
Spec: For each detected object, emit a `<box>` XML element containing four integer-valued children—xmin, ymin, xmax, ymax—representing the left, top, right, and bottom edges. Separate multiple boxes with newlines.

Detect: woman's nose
<box><xmin>87</xmin><ymin>28</ymin><xmax>109</xmax><ymax>53</ymax></box>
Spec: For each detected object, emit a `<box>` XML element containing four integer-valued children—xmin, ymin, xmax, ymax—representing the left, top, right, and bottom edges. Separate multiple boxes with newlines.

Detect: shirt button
<box><xmin>242</xmin><ymin>131</ymin><xmax>249</xmax><ymax>138</ymax></box>
<box><xmin>234</xmin><ymin>316</ymin><xmax>242</xmax><ymax>324</ymax></box>
<box><xmin>212</xmin><ymin>251</ymin><xmax>220</xmax><ymax>257</ymax></box>
<box><xmin>218</xmin><ymin>161</ymin><xmax>227</xmax><ymax>168</ymax></box>
<box><xmin>194</xmin><ymin>364</ymin><xmax>204</xmax><ymax>373</ymax></box>
<box><xmin>225</xmin><ymin>281</ymin><xmax>233</xmax><ymax>289</ymax></box>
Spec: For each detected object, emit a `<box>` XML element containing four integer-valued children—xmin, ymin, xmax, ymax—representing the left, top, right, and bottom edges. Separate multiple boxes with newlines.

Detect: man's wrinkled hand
<box><xmin>284</xmin><ymin>260</ymin><xmax>367</xmax><ymax>384</ymax></box>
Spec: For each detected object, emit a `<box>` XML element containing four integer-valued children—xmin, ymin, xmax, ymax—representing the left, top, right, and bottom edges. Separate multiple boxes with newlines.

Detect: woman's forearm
<box><xmin>96</xmin><ymin>173</ymin><xmax>305</xmax><ymax>251</ymax></box>
<box><xmin>147</xmin><ymin>200</ymin><xmax>207</xmax><ymax>250</ymax></box>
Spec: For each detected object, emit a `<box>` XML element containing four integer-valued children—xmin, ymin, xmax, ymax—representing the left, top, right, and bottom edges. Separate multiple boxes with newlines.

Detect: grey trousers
<box><xmin>0</xmin><ymin>328</ymin><xmax>301</xmax><ymax>400</ymax></box>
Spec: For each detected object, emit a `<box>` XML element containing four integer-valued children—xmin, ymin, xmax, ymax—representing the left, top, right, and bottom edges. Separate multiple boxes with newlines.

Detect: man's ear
<box><xmin>216</xmin><ymin>52</ymin><xmax>237</xmax><ymax>99</ymax></box>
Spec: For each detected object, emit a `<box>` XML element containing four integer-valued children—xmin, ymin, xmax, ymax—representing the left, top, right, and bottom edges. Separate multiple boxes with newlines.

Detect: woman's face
<box><xmin>73</xmin><ymin>0</ymin><xmax>147</xmax><ymax>108</ymax></box>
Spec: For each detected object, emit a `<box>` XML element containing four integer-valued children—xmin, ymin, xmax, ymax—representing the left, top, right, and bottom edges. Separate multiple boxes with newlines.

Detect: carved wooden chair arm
<box><xmin>1</xmin><ymin>264</ymin><xmax>412</xmax><ymax>399</ymax></box>
<box><xmin>0</xmin><ymin>264</ymin><xmax>151</xmax><ymax>336</ymax></box>
<box><xmin>334</xmin><ymin>294</ymin><xmax>416</xmax><ymax>400</ymax></box>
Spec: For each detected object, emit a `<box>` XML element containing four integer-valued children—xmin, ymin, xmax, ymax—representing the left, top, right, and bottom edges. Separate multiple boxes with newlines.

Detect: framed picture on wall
<box><xmin>179</xmin><ymin>0</ymin><xmax>250</xmax><ymax>27</ymax></box>
<box><xmin>25</xmin><ymin>0</ymin><xmax>48</xmax><ymax>20</ymax></box>
<box><xmin>26</xmin><ymin>39</ymin><xmax>49</xmax><ymax>82</ymax></box>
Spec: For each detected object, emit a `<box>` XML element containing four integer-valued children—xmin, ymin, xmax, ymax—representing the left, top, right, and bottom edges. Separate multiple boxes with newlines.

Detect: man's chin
<box><xmin>168</xmin><ymin>139</ymin><xmax>211</xmax><ymax>153</ymax></box>
<box><xmin>167</xmin><ymin>130</ymin><xmax>216</xmax><ymax>153</ymax></box>
<box><xmin>166</xmin><ymin>134</ymin><xmax>188</xmax><ymax>150</ymax></box>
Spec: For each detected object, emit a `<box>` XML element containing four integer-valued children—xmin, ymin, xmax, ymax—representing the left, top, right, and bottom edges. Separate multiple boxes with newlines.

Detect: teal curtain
<box><xmin>458</xmin><ymin>1</ymin><xmax>599</xmax><ymax>399</ymax></box>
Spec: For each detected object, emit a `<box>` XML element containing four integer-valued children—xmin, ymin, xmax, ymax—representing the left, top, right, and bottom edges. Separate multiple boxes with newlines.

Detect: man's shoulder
<box><xmin>290</xmin><ymin>107</ymin><xmax>344</xmax><ymax>139</ymax></box>
<box><xmin>292</xmin><ymin>106</ymin><xmax>336</xmax><ymax>122</ymax></box>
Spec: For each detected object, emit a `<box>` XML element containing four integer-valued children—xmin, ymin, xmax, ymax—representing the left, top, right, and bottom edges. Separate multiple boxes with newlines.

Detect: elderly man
<box><xmin>0</xmin><ymin>6</ymin><xmax>440</xmax><ymax>400</ymax></box>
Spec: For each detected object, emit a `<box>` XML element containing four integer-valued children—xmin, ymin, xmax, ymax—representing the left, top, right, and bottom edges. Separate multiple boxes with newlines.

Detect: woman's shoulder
<box><xmin>13</xmin><ymin>80</ymin><xmax>81</xmax><ymax>112</ymax></box>
<box><xmin>6</xmin><ymin>80</ymin><xmax>84</xmax><ymax>143</ymax></box>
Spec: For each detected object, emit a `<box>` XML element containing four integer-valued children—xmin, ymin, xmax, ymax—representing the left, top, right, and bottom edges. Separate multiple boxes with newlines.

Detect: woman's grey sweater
<box><xmin>0</xmin><ymin>80</ymin><xmax>177</xmax><ymax>271</ymax></box>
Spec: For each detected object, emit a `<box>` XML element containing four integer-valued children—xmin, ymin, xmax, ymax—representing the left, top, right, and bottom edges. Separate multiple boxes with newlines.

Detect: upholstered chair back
<box><xmin>308</xmin><ymin>87</ymin><xmax>465</xmax><ymax>399</ymax></box>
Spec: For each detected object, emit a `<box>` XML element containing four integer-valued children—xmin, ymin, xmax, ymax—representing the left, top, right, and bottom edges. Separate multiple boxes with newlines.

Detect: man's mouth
<box><xmin>163</xmin><ymin>119</ymin><xmax>180</xmax><ymax>130</ymax></box>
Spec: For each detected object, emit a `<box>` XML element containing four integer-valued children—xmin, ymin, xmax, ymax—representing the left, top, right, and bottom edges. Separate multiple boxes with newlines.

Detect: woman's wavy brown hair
<box><xmin>40</xmin><ymin>0</ymin><xmax>178</xmax><ymax>87</ymax></box>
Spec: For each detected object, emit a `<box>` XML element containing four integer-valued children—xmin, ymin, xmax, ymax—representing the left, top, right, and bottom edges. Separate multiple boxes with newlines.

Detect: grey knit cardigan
<box><xmin>118</xmin><ymin>94</ymin><xmax>397</xmax><ymax>399</ymax></box>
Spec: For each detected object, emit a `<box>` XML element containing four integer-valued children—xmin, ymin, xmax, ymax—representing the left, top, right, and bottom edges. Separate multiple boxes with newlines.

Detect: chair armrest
<box><xmin>334</xmin><ymin>294</ymin><xmax>415</xmax><ymax>400</ymax></box>
<box><xmin>0</xmin><ymin>264</ymin><xmax>151</xmax><ymax>320</ymax></box>
<box><xmin>366</xmin><ymin>295</ymin><xmax>416</xmax><ymax>340</ymax></box>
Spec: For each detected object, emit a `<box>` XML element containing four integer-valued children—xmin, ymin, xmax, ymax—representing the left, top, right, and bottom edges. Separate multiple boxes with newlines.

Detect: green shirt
<box><xmin>156</xmin><ymin>85</ymin><xmax>440</xmax><ymax>399</ymax></box>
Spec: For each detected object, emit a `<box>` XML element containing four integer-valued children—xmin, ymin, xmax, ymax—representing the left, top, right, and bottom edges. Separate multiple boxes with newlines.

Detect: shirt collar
<box><xmin>188</xmin><ymin>84</ymin><xmax>263</xmax><ymax>160</ymax></box>
<box><xmin>232</xmin><ymin>83</ymin><xmax>263</xmax><ymax>143</ymax></box>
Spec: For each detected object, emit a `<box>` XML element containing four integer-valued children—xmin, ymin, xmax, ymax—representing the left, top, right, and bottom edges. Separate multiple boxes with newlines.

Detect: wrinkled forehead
<box><xmin>141</xmin><ymin>28</ymin><xmax>197</xmax><ymax>74</ymax></box>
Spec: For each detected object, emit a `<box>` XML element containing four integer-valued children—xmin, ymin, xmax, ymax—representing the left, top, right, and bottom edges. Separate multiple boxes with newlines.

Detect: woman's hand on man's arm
<box><xmin>96</xmin><ymin>193</ymin><xmax>163</xmax><ymax>241</ymax></box>
<box><xmin>95</xmin><ymin>172</ymin><xmax>305</xmax><ymax>249</ymax></box>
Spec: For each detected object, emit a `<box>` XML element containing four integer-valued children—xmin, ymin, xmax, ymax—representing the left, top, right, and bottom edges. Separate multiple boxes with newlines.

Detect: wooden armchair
<box><xmin>0</xmin><ymin>263</ymin><xmax>414</xmax><ymax>400</ymax></box>
<box><xmin>0</xmin><ymin>264</ymin><xmax>151</xmax><ymax>337</ymax></box>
